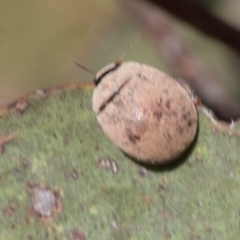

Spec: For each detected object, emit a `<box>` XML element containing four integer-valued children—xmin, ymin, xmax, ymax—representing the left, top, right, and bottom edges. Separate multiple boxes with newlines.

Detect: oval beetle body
<box><xmin>92</xmin><ymin>61</ymin><xmax>198</xmax><ymax>164</ymax></box>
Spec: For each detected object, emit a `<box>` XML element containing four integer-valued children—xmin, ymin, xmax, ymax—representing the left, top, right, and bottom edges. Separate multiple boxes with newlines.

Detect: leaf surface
<box><xmin>0</xmin><ymin>83</ymin><xmax>239</xmax><ymax>240</ymax></box>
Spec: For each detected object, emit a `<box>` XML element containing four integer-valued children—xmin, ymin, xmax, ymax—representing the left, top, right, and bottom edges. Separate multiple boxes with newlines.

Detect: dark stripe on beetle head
<box><xmin>94</xmin><ymin>62</ymin><xmax>121</xmax><ymax>86</ymax></box>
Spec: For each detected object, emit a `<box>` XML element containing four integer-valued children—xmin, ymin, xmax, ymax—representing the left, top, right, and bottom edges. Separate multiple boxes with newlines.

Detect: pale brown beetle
<box><xmin>92</xmin><ymin>61</ymin><xmax>198</xmax><ymax>164</ymax></box>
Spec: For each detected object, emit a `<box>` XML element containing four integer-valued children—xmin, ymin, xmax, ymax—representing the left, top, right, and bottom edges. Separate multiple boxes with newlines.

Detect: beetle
<box><xmin>92</xmin><ymin>61</ymin><xmax>198</xmax><ymax>164</ymax></box>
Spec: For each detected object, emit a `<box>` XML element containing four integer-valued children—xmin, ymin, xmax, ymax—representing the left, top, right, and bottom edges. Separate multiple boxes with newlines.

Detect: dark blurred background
<box><xmin>1</xmin><ymin>0</ymin><xmax>240</xmax><ymax>121</ymax></box>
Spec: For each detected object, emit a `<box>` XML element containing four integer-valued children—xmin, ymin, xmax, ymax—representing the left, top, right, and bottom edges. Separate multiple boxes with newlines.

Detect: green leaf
<box><xmin>0</xmin><ymin>83</ymin><xmax>239</xmax><ymax>239</ymax></box>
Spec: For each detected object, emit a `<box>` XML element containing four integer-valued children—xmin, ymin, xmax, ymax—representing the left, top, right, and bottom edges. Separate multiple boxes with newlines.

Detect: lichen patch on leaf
<box><xmin>26</xmin><ymin>182</ymin><xmax>62</xmax><ymax>223</ymax></box>
<box><xmin>98</xmin><ymin>158</ymin><xmax>119</xmax><ymax>174</ymax></box>
<box><xmin>4</xmin><ymin>205</ymin><xmax>17</xmax><ymax>217</ymax></box>
<box><xmin>69</xmin><ymin>228</ymin><xmax>87</xmax><ymax>240</ymax></box>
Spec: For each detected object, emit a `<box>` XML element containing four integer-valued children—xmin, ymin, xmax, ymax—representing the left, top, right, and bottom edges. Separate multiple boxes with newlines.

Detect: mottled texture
<box><xmin>93</xmin><ymin>62</ymin><xmax>198</xmax><ymax>164</ymax></box>
<box><xmin>1</xmin><ymin>84</ymin><xmax>240</xmax><ymax>239</ymax></box>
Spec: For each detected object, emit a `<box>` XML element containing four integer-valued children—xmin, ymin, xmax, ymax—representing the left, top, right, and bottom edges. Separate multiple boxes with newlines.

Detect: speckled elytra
<box><xmin>92</xmin><ymin>61</ymin><xmax>198</xmax><ymax>164</ymax></box>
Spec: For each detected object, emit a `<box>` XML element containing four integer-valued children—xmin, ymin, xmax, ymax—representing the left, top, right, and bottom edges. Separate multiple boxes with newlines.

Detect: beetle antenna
<box><xmin>119</xmin><ymin>31</ymin><xmax>141</xmax><ymax>61</ymax></box>
<box><xmin>74</xmin><ymin>61</ymin><xmax>96</xmax><ymax>75</ymax></box>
